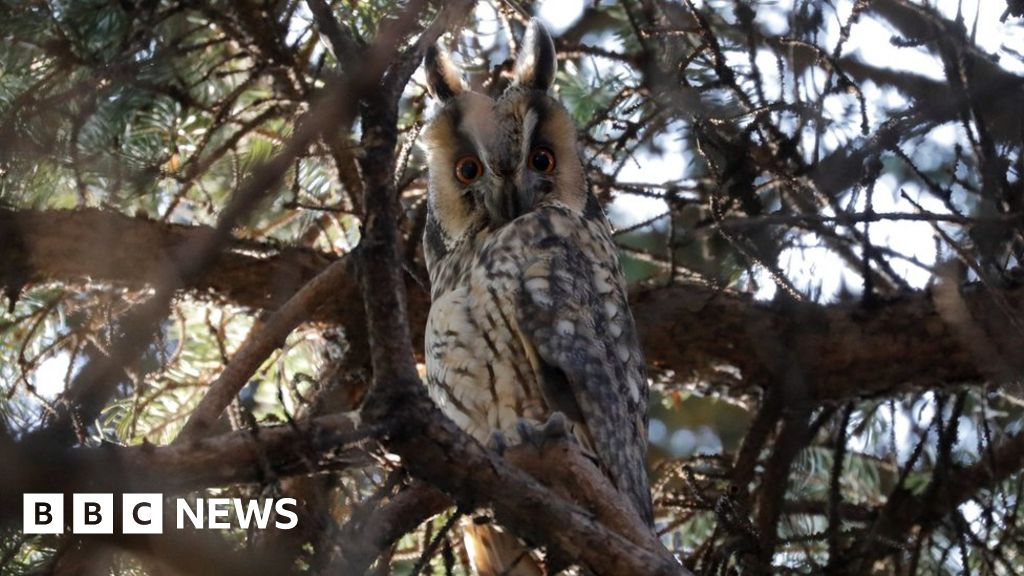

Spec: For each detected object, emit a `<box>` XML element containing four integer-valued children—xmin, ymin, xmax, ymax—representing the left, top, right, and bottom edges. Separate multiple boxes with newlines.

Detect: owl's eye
<box><xmin>454</xmin><ymin>155</ymin><xmax>483</xmax><ymax>185</ymax></box>
<box><xmin>528</xmin><ymin>147</ymin><xmax>556</xmax><ymax>174</ymax></box>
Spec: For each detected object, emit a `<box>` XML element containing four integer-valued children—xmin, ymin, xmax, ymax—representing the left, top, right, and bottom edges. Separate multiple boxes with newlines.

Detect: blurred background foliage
<box><xmin>1</xmin><ymin>0</ymin><xmax>1023</xmax><ymax>574</ymax></box>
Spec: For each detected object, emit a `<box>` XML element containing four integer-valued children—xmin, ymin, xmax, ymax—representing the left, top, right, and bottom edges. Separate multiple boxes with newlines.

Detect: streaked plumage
<box><xmin>421</xmin><ymin>20</ymin><xmax>652</xmax><ymax>574</ymax></box>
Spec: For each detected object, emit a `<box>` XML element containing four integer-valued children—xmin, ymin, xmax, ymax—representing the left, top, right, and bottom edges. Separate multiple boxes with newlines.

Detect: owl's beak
<box><xmin>483</xmin><ymin>180</ymin><xmax>534</xmax><ymax>227</ymax></box>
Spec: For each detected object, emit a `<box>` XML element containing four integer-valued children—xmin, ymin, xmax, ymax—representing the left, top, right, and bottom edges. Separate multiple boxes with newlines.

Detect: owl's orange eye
<box><xmin>529</xmin><ymin>147</ymin><xmax>556</xmax><ymax>174</ymax></box>
<box><xmin>454</xmin><ymin>155</ymin><xmax>483</xmax><ymax>185</ymax></box>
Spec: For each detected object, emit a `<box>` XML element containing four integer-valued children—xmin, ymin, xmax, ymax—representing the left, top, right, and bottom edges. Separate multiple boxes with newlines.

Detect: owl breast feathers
<box><xmin>420</xmin><ymin>19</ymin><xmax>653</xmax><ymax>538</ymax></box>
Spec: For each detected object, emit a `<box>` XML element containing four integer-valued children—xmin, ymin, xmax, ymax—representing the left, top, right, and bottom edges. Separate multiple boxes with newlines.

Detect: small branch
<box><xmin>755</xmin><ymin>410</ymin><xmax>811</xmax><ymax>567</ymax></box>
<box><xmin>306</xmin><ymin>0</ymin><xmax>361</xmax><ymax>67</ymax></box>
<box><xmin>325</xmin><ymin>481</ymin><xmax>452</xmax><ymax>575</ymax></box>
<box><xmin>826</xmin><ymin>404</ymin><xmax>855</xmax><ymax>572</ymax></box>
<box><xmin>848</xmin><ymin>429</ymin><xmax>1024</xmax><ymax>570</ymax></box>
<box><xmin>176</xmin><ymin>255</ymin><xmax>356</xmax><ymax>441</ymax></box>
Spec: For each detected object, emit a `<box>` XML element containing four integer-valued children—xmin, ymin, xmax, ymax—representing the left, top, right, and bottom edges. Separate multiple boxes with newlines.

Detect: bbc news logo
<box><xmin>23</xmin><ymin>494</ymin><xmax>298</xmax><ymax>534</ymax></box>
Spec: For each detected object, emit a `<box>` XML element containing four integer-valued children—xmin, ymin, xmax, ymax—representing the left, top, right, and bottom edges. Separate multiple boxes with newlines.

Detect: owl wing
<box><xmin>511</xmin><ymin>207</ymin><xmax>653</xmax><ymax>525</ymax></box>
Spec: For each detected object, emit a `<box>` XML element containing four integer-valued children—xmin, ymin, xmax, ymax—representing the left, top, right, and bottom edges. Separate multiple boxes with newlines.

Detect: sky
<box><xmin>530</xmin><ymin>0</ymin><xmax>1022</xmax><ymax>301</ymax></box>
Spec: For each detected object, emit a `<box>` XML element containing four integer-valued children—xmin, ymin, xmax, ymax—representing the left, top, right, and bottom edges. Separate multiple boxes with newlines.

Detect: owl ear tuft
<box><xmin>424</xmin><ymin>45</ymin><xmax>466</xmax><ymax>102</ymax></box>
<box><xmin>513</xmin><ymin>18</ymin><xmax>557</xmax><ymax>91</ymax></box>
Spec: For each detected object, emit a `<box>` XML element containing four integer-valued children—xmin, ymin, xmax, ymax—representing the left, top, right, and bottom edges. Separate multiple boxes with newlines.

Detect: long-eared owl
<box><xmin>421</xmin><ymin>19</ymin><xmax>653</xmax><ymax>575</ymax></box>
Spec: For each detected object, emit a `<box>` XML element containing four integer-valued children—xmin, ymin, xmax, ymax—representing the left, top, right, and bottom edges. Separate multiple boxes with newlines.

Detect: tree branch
<box><xmin>0</xmin><ymin>412</ymin><xmax>368</xmax><ymax>520</ymax></box>
<box><xmin>852</xmin><ymin>429</ymin><xmax>1024</xmax><ymax>570</ymax></box>
<box><xmin>4</xmin><ymin>208</ymin><xmax>1023</xmax><ymax>408</ymax></box>
<box><xmin>324</xmin><ymin>481</ymin><xmax>452</xmax><ymax>574</ymax></box>
<box><xmin>176</xmin><ymin>256</ymin><xmax>356</xmax><ymax>441</ymax></box>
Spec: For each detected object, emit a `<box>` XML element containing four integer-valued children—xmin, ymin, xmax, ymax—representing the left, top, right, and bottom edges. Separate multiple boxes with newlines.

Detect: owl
<box><xmin>421</xmin><ymin>19</ymin><xmax>653</xmax><ymax>575</ymax></box>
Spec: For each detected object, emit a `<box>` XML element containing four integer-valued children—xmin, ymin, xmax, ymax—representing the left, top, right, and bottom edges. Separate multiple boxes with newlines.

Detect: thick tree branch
<box><xmin>0</xmin><ymin>208</ymin><xmax>342</xmax><ymax>315</ymax></box>
<box><xmin>6</xmin><ymin>208</ymin><xmax>1020</xmax><ymax>406</ymax></box>
<box><xmin>366</xmin><ymin>390</ymin><xmax>687</xmax><ymax>575</ymax></box>
<box><xmin>504</xmin><ymin>440</ymin><xmax>664</xmax><ymax>556</ymax></box>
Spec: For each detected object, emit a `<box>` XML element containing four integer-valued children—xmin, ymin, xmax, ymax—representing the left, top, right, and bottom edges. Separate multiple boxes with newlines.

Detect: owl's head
<box><xmin>420</xmin><ymin>19</ymin><xmax>592</xmax><ymax>270</ymax></box>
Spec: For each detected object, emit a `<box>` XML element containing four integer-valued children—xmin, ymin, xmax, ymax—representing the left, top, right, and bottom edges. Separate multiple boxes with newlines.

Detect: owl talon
<box><xmin>516</xmin><ymin>418</ymin><xmax>540</xmax><ymax>449</ymax></box>
<box><xmin>516</xmin><ymin>412</ymin><xmax>572</xmax><ymax>450</ymax></box>
<box><xmin>488</xmin><ymin>430</ymin><xmax>509</xmax><ymax>455</ymax></box>
<box><xmin>541</xmin><ymin>411</ymin><xmax>569</xmax><ymax>440</ymax></box>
